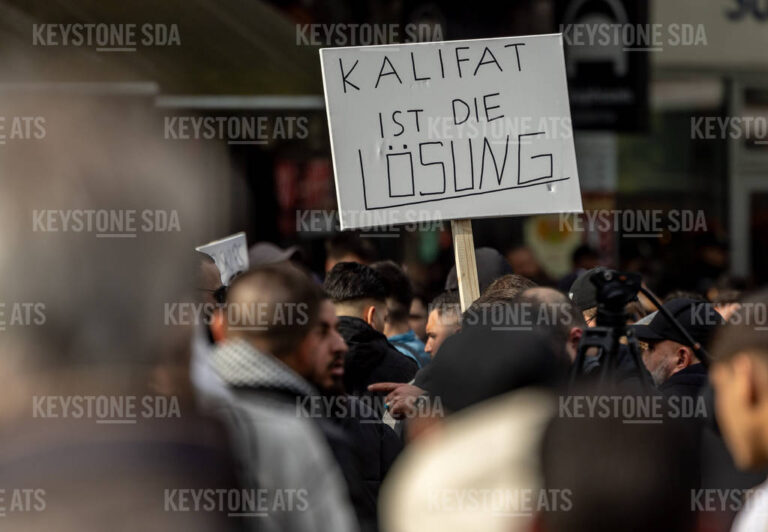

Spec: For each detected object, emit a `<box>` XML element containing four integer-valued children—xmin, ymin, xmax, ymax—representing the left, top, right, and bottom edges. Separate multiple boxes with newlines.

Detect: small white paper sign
<box><xmin>196</xmin><ymin>232</ymin><xmax>249</xmax><ymax>285</ymax></box>
<box><xmin>320</xmin><ymin>33</ymin><xmax>582</xmax><ymax>230</ymax></box>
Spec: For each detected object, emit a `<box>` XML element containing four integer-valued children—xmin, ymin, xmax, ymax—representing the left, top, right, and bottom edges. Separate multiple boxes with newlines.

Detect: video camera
<box><xmin>570</xmin><ymin>269</ymin><xmax>650</xmax><ymax>388</ymax></box>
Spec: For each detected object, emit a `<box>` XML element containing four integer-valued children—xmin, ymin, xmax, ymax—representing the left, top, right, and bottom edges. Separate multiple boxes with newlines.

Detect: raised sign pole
<box><xmin>450</xmin><ymin>219</ymin><xmax>480</xmax><ymax>311</ymax></box>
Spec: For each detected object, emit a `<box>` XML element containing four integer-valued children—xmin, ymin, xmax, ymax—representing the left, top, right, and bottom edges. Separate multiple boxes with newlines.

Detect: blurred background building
<box><xmin>2</xmin><ymin>0</ymin><xmax>766</xmax><ymax>297</ymax></box>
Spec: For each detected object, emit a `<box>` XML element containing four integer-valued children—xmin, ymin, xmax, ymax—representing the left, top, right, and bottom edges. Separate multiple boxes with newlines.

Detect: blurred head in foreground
<box><xmin>0</xmin><ymin>94</ymin><xmax>230</xmax><ymax>409</ymax></box>
<box><xmin>382</xmin><ymin>390</ymin><xmax>556</xmax><ymax>532</ymax></box>
<box><xmin>0</xmin><ymin>85</ymin><xmax>240</xmax><ymax>530</ymax></box>
<box><xmin>710</xmin><ymin>289</ymin><xmax>768</xmax><ymax>470</ymax></box>
<box><xmin>539</xmin><ymin>395</ymin><xmax>698</xmax><ymax>532</ymax></box>
<box><xmin>408</xmin><ymin>325</ymin><xmax>564</xmax><ymax>442</ymax></box>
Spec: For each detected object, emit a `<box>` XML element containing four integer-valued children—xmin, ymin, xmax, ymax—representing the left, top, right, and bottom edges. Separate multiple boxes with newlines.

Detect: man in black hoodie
<box><xmin>324</xmin><ymin>262</ymin><xmax>418</xmax><ymax>398</ymax></box>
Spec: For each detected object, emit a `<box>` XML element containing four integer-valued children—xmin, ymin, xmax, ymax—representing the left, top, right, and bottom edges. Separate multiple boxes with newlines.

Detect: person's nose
<box><xmin>333</xmin><ymin>331</ymin><xmax>348</xmax><ymax>356</ymax></box>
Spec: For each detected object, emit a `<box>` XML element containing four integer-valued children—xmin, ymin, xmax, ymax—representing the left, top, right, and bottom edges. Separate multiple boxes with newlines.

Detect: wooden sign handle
<box><xmin>450</xmin><ymin>219</ymin><xmax>480</xmax><ymax>312</ymax></box>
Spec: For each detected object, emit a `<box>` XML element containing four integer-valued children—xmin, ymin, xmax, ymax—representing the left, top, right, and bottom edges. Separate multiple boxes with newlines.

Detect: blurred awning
<box><xmin>0</xmin><ymin>0</ymin><xmax>324</xmax><ymax>101</ymax></box>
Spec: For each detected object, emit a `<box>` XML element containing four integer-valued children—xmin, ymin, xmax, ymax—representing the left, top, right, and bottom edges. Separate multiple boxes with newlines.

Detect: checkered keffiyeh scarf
<box><xmin>211</xmin><ymin>338</ymin><xmax>316</xmax><ymax>398</ymax></box>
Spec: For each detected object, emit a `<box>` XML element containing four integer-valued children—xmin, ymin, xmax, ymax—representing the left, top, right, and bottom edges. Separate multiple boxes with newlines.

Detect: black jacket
<box><xmin>660</xmin><ymin>363</ymin><xmax>708</xmax><ymax>398</ymax></box>
<box><xmin>338</xmin><ymin>316</ymin><xmax>418</xmax><ymax>397</ymax></box>
<box><xmin>325</xmin><ymin>394</ymin><xmax>403</xmax><ymax>529</ymax></box>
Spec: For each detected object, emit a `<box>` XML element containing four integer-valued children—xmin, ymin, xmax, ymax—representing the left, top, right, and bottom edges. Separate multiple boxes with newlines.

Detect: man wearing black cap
<box><xmin>567</xmin><ymin>266</ymin><xmax>605</xmax><ymax>326</ymax></box>
<box><xmin>631</xmin><ymin>298</ymin><xmax>724</xmax><ymax>397</ymax></box>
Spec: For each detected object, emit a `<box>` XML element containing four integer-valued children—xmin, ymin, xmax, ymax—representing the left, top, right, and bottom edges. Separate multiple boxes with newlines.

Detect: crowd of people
<box><xmin>184</xmin><ymin>237</ymin><xmax>768</xmax><ymax>532</ymax></box>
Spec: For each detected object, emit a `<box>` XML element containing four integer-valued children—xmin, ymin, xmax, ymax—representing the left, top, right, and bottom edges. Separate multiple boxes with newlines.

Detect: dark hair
<box><xmin>371</xmin><ymin>260</ymin><xmax>413</xmax><ymax>323</ymax></box>
<box><xmin>325</xmin><ymin>232</ymin><xmax>377</xmax><ymax>262</ymax></box>
<box><xmin>483</xmin><ymin>273</ymin><xmax>537</xmax><ymax>297</ymax></box>
<box><xmin>226</xmin><ymin>264</ymin><xmax>325</xmax><ymax>357</ymax></box>
<box><xmin>323</xmin><ymin>261</ymin><xmax>387</xmax><ymax>303</ymax></box>
<box><xmin>462</xmin><ymin>275</ymin><xmax>538</xmax><ymax>326</ymax></box>
<box><xmin>711</xmin><ymin>288</ymin><xmax>768</xmax><ymax>364</ymax></box>
<box><xmin>429</xmin><ymin>290</ymin><xmax>461</xmax><ymax>315</ymax></box>
<box><xmin>513</xmin><ymin>288</ymin><xmax>585</xmax><ymax>363</ymax></box>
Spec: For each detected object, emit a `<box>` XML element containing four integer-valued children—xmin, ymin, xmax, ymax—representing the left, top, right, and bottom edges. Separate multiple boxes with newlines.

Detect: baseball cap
<box><xmin>630</xmin><ymin>298</ymin><xmax>724</xmax><ymax>351</ymax></box>
<box><xmin>568</xmin><ymin>267</ymin><xmax>607</xmax><ymax>311</ymax></box>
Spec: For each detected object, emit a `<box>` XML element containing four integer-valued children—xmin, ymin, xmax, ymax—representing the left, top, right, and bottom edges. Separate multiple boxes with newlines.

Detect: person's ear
<box><xmin>210</xmin><ymin>308</ymin><xmax>227</xmax><ymax>343</ymax></box>
<box><xmin>676</xmin><ymin>346</ymin><xmax>693</xmax><ymax>370</ymax></box>
<box><xmin>568</xmin><ymin>326</ymin><xmax>583</xmax><ymax>350</ymax></box>
<box><xmin>364</xmin><ymin>305</ymin><xmax>376</xmax><ymax>327</ymax></box>
<box><xmin>566</xmin><ymin>326</ymin><xmax>583</xmax><ymax>362</ymax></box>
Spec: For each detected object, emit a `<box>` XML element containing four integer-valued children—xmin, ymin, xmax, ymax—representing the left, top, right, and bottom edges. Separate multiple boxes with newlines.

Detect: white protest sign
<box><xmin>320</xmin><ymin>33</ymin><xmax>582</xmax><ymax>230</ymax></box>
<box><xmin>195</xmin><ymin>232</ymin><xmax>249</xmax><ymax>285</ymax></box>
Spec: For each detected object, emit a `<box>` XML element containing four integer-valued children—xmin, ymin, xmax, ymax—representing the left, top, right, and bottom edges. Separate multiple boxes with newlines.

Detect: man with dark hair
<box><xmin>324</xmin><ymin>262</ymin><xmax>417</xmax><ymax>397</ymax></box>
<box><xmin>209</xmin><ymin>264</ymin><xmax>358</xmax><ymax>532</ymax></box>
<box><xmin>371</xmin><ymin>261</ymin><xmax>429</xmax><ymax>368</ymax></box>
<box><xmin>369</xmin><ymin>290</ymin><xmax>462</xmax><ymax>421</ymax></box>
<box><xmin>424</xmin><ymin>290</ymin><xmax>462</xmax><ymax>358</ymax></box>
<box><xmin>710</xmin><ymin>290</ymin><xmax>768</xmax><ymax>531</ymax></box>
<box><xmin>325</xmin><ymin>231</ymin><xmax>378</xmax><ymax>273</ymax></box>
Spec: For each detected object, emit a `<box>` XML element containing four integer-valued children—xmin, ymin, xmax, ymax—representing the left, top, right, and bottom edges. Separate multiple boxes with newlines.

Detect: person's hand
<box><xmin>368</xmin><ymin>382</ymin><xmax>426</xmax><ymax>419</ymax></box>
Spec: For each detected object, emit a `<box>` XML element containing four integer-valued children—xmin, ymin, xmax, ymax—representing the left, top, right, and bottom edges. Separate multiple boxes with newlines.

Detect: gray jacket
<box><xmin>211</xmin><ymin>338</ymin><xmax>359</xmax><ymax>532</ymax></box>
